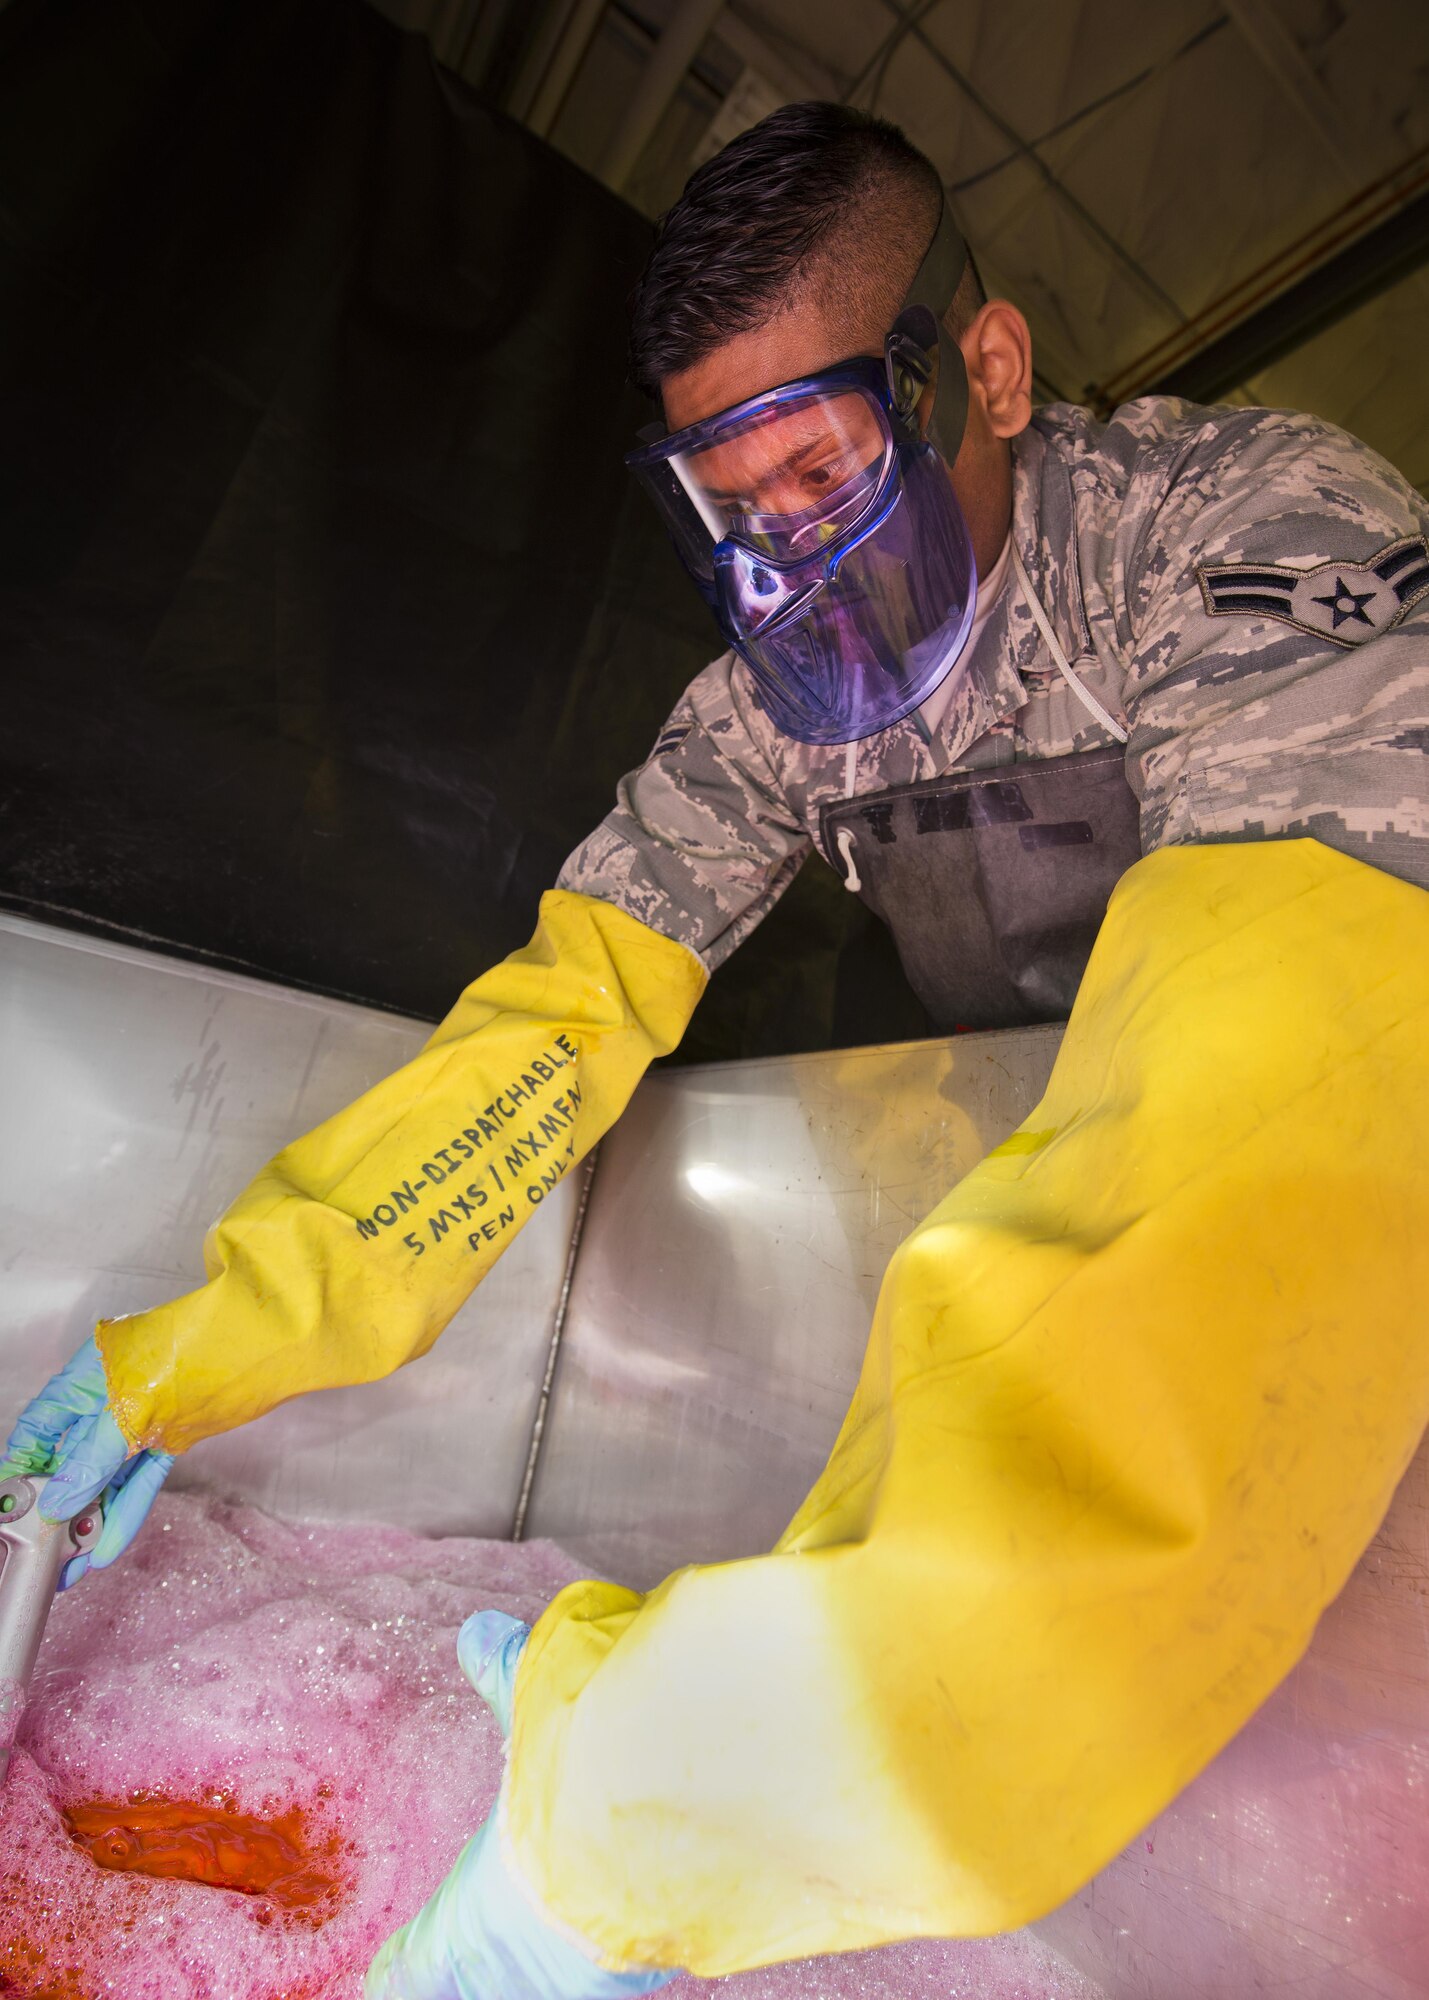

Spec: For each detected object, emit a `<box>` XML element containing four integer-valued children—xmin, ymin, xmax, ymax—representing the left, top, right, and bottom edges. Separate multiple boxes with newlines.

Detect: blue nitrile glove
<box><xmin>365</xmin><ymin>1612</ymin><xmax>676</xmax><ymax>2000</ymax></box>
<box><xmin>0</xmin><ymin>1336</ymin><xmax>174</xmax><ymax>1589</ymax></box>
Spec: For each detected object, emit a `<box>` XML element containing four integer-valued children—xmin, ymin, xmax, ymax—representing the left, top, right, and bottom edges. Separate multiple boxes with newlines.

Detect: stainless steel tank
<box><xmin>3</xmin><ymin>910</ymin><xmax>1425</xmax><ymax>1998</ymax></box>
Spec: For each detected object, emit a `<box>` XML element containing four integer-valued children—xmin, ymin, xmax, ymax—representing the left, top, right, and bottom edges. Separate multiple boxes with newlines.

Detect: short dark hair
<box><xmin>629</xmin><ymin>101</ymin><xmax>983</xmax><ymax>398</ymax></box>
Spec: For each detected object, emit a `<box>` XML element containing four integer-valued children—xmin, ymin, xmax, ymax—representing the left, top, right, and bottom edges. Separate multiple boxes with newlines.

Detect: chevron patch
<box><xmin>1198</xmin><ymin>535</ymin><xmax>1429</xmax><ymax>645</ymax></box>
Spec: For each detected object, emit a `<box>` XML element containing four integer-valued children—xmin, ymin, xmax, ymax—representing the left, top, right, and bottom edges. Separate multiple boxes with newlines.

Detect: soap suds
<box><xmin>0</xmin><ymin>1494</ymin><xmax>1094</xmax><ymax>1999</ymax></box>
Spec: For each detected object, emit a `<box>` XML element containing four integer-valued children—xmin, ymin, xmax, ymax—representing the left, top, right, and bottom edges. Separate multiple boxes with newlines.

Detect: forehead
<box><xmin>660</xmin><ymin>294</ymin><xmax>883</xmax><ymax>433</ymax></box>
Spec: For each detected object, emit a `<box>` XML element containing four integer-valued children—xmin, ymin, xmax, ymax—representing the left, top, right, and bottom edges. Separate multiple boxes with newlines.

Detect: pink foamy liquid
<box><xmin>0</xmin><ymin>1494</ymin><xmax>1095</xmax><ymax>2000</ymax></box>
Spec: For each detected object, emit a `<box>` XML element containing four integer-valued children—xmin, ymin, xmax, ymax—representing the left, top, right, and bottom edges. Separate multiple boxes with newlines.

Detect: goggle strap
<box><xmin>902</xmin><ymin>199</ymin><xmax>969</xmax><ymax>322</ymax></box>
<box><xmin>891</xmin><ymin>196</ymin><xmax>971</xmax><ymax>467</ymax></box>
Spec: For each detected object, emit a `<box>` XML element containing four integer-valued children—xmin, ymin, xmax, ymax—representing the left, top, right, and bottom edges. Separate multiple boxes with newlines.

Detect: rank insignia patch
<box><xmin>1197</xmin><ymin>536</ymin><xmax>1429</xmax><ymax>645</ymax></box>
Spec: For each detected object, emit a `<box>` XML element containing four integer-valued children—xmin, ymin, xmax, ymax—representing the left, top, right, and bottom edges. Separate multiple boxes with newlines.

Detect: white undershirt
<box><xmin>917</xmin><ymin>529</ymin><xmax>1014</xmax><ymax>739</ymax></box>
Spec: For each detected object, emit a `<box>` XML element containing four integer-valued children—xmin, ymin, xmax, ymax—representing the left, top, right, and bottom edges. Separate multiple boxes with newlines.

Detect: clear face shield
<box><xmin>627</xmin><ymin>204</ymin><xmax>979</xmax><ymax>745</ymax></box>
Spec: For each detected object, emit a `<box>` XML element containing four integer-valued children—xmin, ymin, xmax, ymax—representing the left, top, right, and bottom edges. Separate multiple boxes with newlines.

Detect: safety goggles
<box><xmin>627</xmin><ymin>204</ymin><xmax>978</xmax><ymax>744</ymax></box>
<box><xmin>628</xmin><ymin>357</ymin><xmax>899</xmax><ymax>592</ymax></box>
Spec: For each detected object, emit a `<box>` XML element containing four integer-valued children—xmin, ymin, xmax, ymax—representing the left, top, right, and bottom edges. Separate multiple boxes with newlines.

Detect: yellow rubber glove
<box><xmin>98</xmin><ymin>892</ymin><xmax>705</xmax><ymax>1455</ymax></box>
<box><xmin>498</xmin><ymin>840</ymin><xmax>1429</xmax><ymax>1978</ymax></box>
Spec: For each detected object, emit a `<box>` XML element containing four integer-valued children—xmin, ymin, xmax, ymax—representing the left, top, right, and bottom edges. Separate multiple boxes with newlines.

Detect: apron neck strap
<box><xmin>1010</xmin><ymin>544</ymin><xmax>1128</xmax><ymax>744</ymax></box>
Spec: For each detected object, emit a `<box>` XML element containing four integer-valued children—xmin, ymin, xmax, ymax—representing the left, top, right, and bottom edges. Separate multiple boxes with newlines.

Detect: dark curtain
<box><xmin>0</xmin><ymin>0</ymin><xmax>930</xmax><ymax>1058</ymax></box>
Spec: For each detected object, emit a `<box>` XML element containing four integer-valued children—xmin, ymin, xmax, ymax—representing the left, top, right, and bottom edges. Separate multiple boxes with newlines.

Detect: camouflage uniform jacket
<box><xmin>560</xmin><ymin>396</ymin><xmax>1429</xmax><ymax>969</ymax></box>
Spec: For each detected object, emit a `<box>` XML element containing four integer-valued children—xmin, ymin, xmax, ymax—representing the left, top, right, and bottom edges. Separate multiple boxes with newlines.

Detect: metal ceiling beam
<box><xmin>1148</xmin><ymin>184</ymin><xmax>1429</xmax><ymax>402</ymax></box>
<box><xmin>715</xmin><ymin>4</ymin><xmax>846</xmax><ymax>104</ymax></box>
<box><xmin>600</xmin><ymin>0</ymin><xmax>726</xmax><ymax>192</ymax></box>
<box><xmin>527</xmin><ymin>0</ymin><xmax>608</xmax><ymax>138</ymax></box>
<box><xmin>507</xmin><ymin>0</ymin><xmax>585</xmax><ymax>122</ymax></box>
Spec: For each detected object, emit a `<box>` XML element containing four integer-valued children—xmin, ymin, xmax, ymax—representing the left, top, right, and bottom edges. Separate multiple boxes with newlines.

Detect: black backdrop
<box><xmin>0</xmin><ymin>0</ymin><xmax>931</xmax><ymax>1059</ymax></box>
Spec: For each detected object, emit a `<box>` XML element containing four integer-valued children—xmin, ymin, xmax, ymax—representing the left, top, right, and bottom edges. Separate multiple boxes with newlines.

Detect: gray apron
<box><xmin>819</xmin><ymin>744</ymin><xmax>1143</xmax><ymax>1032</ymax></box>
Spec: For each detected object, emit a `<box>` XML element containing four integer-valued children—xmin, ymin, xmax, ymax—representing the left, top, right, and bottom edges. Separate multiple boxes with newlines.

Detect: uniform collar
<box><xmin>777</xmin><ymin>415</ymin><xmax>1092</xmax><ymax>790</ymax></box>
<box><xmin>907</xmin><ymin>417</ymin><xmax>1092</xmax><ymax>771</ymax></box>
<box><xmin>1006</xmin><ymin>417</ymin><xmax>1093</xmax><ymax>670</ymax></box>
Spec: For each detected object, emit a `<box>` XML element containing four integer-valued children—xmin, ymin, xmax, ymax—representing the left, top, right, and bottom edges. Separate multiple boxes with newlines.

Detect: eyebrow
<box><xmin>702</xmin><ymin>431</ymin><xmax>847</xmax><ymax>508</ymax></box>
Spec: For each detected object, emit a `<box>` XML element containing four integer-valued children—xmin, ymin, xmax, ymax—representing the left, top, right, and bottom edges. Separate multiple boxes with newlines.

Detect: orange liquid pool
<box><xmin>1</xmin><ymin>1794</ymin><xmax>344</xmax><ymax>2000</ymax></box>
<box><xmin>0</xmin><ymin>1495</ymin><xmax>1100</xmax><ymax>2000</ymax></box>
<box><xmin>64</xmin><ymin>1793</ymin><xmax>345</xmax><ymax>1915</ymax></box>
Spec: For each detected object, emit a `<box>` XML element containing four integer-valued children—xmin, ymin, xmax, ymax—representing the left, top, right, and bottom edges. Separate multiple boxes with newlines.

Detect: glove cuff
<box><xmin>492</xmin><ymin>1784</ymin><xmax>675</xmax><ymax>1994</ymax></box>
<box><xmin>457</xmin><ymin>1611</ymin><xmax>530</xmax><ymax>1736</ymax></box>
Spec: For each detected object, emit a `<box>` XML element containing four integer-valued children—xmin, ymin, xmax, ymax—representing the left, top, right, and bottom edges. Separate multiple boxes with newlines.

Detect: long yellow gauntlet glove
<box><xmin>99</xmin><ymin>893</ymin><xmax>705</xmax><ymax>1454</ymax></box>
<box><xmin>501</xmin><ymin>840</ymin><xmax>1429</xmax><ymax>1976</ymax></box>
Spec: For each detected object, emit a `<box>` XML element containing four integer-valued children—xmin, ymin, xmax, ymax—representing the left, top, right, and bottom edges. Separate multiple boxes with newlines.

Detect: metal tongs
<box><xmin>0</xmin><ymin>1473</ymin><xmax>102</xmax><ymax>1785</ymax></box>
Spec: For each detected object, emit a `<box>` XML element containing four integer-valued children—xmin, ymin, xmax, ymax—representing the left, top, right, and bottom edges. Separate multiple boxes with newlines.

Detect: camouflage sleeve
<box><xmin>1121</xmin><ymin>405</ymin><xmax>1429</xmax><ymax>889</ymax></box>
<box><xmin>557</xmin><ymin>651</ymin><xmax>811</xmax><ymax>968</ymax></box>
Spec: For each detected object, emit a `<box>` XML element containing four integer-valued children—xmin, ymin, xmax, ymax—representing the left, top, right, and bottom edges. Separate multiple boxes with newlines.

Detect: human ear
<box><xmin>959</xmin><ymin>302</ymin><xmax>1033</xmax><ymax>440</ymax></box>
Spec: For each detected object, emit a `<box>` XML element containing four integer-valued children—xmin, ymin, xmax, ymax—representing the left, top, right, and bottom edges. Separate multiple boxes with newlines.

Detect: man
<box><xmin>6</xmin><ymin>104</ymin><xmax>1429</xmax><ymax>2000</ymax></box>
